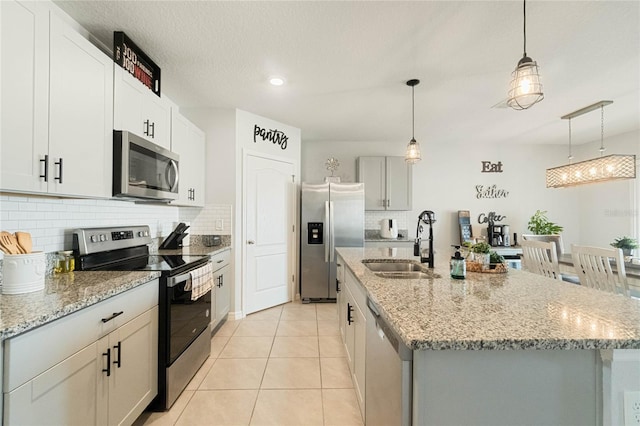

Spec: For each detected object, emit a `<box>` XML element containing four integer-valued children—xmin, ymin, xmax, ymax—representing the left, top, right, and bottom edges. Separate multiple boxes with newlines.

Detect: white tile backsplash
<box><xmin>180</xmin><ymin>204</ymin><xmax>232</xmax><ymax>235</ymax></box>
<box><xmin>365</xmin><ymin>211</ymin><xmax>409</xmax><ymax>231</ymax></box>
<box><xmin>0</xmin><ymin>194</ymin><xmax>179</xmax><ymax>253</ymax></box>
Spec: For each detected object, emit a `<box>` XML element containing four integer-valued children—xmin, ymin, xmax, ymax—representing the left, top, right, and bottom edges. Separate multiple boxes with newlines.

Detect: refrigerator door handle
<box><xmin>324</xmin><ymin>201</ymin><xmax>330</xmax><ymax>262</ymax></box>
<box><xmin>329</xmin><ymin>201</ymin><xmax>335</xmax><ymax>262</ymax></box>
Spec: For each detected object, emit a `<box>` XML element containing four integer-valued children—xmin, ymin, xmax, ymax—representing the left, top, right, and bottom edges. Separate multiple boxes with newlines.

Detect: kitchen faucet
<box><xmin>414</xmin><ymin>210</ymin><xmax>436</xmax><ymax>268</ymax></box>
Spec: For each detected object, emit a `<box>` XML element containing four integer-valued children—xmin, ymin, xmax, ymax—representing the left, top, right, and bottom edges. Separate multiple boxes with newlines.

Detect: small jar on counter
<box><xmin>54</xmin><ymin>250</ymin><xmax>75</xmax><ymax>274</ymax></box>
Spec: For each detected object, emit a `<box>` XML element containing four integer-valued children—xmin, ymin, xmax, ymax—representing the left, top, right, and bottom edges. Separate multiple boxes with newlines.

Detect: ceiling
<box><xmin>54</xmin><ymin>1</ymin><xmax>640</xmax><ymax>147</ymax></box>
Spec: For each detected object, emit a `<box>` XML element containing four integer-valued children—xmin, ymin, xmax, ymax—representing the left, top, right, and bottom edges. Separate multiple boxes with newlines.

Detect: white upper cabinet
<box><xmin>1</xmin><ymin>0</ymin><xmax>49</xmax><ymax>193</ymax></box>
<box><xmin>114</xmin><ymin>66</ymin><xmax>171</xmax><ymax>150</ymax></box>
<box><xmin>357</xmin><ymin>156</ymin><xmax>412</xmax><ymax>211</ymax></box>
<box><xmin>0</xmin><ymin>3</ymin><xmax>113</xmax><ymax>198</ymax></box>
<box><xmin>171</xmin><ymin>109</ymin><xmax>205</xmax><ymax>207</ymax></box>
<box><xmin>48</xmin><ymin>13</ymin><xmax>113</xmax><ymax>198</ymax></box>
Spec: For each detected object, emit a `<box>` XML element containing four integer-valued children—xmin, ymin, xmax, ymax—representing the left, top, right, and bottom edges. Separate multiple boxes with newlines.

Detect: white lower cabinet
<box><xmin>341</xmin><ymin>267</ymin><xmax>367</xmax><ymax>419</ymax></box>
<box><xmin>3</xmin><ymin>280</ymin><xmax>159</xmax><ymax>426</ymax></box>
<box><xmin>211</xmin><ymin>249</ymin><xmax>232</xmax><ymax>328</ymax></box>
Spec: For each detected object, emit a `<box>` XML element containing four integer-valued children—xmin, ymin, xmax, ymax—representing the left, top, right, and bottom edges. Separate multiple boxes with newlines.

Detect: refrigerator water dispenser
<box><xmin>307</xmin><ymin>222</ymin><xmax>324</xmax><ymax>244</ymax></box>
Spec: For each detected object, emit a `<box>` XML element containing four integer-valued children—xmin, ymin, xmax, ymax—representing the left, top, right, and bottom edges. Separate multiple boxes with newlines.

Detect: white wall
<box><xmin>572</xmin><ymin>130</ymin><xmax>639</xmax><ymax>248</ymax></box>
<box><xmin>302</xmin><ymin>136</ymin><xmax>638</xmax><ymax>254</ymax></box>
<box><xmin>180</xmin><ymin>108</ymin><xmax>302</xmax><ymax>315</ymax></box>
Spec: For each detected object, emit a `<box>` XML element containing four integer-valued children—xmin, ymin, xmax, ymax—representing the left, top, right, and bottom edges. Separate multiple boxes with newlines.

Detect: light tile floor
<box><xmin>134</xmin><ymin>301</ymin><xmax>363</xmax><ymax>426</ymax></box>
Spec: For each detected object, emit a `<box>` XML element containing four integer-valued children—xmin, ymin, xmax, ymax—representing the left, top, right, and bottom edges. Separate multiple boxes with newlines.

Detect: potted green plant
<box><xmin>610</xmin><ymin>236</ymin><xmax>638</xmax><ymax>256</ymax></box>
<box><xmin>523</xmin><ymin>210</ymin><xmax>565</xmax><ymax>255</ymax></box>
<box><xmin>471</xmin><ymin>241</ymin><xmax>491</xmax><ymax>269</ymax></box>
<box><xmin>489</xmin><ymin>251</ymin><xmax>505</xmax><ymax>269</ymax></box>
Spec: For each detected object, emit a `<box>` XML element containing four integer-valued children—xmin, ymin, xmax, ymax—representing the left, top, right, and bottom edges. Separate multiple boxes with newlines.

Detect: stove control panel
<box><xmin>73</xmin><ymin>225</ymin><xmax>152</xmax><ymax>255</ymax></box>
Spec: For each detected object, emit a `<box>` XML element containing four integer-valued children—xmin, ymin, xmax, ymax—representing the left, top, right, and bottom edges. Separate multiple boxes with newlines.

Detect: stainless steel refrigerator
<box><xmin>300</xmin><ymin>182</ymin><xmax>364</xmax><ymax>301</ymax></box>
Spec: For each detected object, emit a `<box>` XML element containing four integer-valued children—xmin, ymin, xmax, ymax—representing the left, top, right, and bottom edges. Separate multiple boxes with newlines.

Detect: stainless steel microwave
<box><xmin>113</xmin><ymin>130</ymin><xmax>179</xmax><ymax>201</ymax></box>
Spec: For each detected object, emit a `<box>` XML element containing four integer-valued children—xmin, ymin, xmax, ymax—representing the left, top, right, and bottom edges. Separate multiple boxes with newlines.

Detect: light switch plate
<box><xmin>624</xmin><ymin>391</ymin><xmax>640</xmax><ymax>425</ymax></box>
<box><xmin>215</xmin><ymin>219</ymin><xmax>223</xmax><ymax>230</ymax></box>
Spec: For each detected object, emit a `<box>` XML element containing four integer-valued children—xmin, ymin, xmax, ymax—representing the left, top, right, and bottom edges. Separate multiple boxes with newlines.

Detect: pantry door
<box><xmin>244</xmin><ymin>154</ymin><xmax>295</xmax><ymax>314</ymax></box>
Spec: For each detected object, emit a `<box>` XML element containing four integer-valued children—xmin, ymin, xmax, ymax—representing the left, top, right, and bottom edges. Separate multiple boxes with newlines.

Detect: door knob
<box><xmin>247</xmin><ymin>240</ymin><xmax>255</xmax><ymax>244</ymax></box>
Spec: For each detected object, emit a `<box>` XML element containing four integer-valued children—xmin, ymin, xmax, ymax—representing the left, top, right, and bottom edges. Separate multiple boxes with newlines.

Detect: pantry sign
<box><xmin>114</xmin><ymin>31</ymin><xmax>161</xmax><ymax>97</ymax></box>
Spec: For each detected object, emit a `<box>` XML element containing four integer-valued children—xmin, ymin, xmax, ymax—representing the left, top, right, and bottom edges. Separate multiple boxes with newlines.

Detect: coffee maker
<box><xmin>488</xmin><ymin>223</ymin><xmax>510</xmax><ymax>247</ymax></box>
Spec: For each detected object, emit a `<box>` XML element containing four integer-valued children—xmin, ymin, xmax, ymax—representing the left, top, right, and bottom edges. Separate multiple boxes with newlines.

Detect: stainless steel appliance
<box><xmin>73</xmin><ymin>225</ymin><xmax>212</xmax><ymax>410</ymax></box>
<box><xmin>300</xmin><ymin>182</ymin><xmax>364</xmax><ymax>302</ymax></box>
<box><xmin>488</xmin><ymin>223</ymin><xmax>510</xmax><ymax>247</ymax></box>
<box><xmin>113</xmin><ymin>130</ymin><xmax>179</xmax><ymax>201</ymax></box>
<box><xmin>365</xmin><ymin>297</ymin><xmax>412</xmax><ymax>425</ymax></box>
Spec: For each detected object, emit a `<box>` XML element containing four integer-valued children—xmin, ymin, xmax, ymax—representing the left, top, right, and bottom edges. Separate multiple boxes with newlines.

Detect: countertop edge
<box><xmin>0</xmin><ymin>271</ymin><xmax>161</xmax><ymax>340</ymax></box>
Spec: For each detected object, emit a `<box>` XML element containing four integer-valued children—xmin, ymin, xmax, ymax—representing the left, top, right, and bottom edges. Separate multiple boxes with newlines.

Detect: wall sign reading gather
<box><xmin>481</xmin><ymin>161</ymin><xmax>503</xmax><ymax>173</ymax></box>
<box><xmin>476</xmin><ymin>185</ymin><xmax>509</xmax><ymax>199</ymax></box>
<box><xmin>254</xmin><ymin>125</ymin><xmax>288</xmax><ymax>150</ymax></box>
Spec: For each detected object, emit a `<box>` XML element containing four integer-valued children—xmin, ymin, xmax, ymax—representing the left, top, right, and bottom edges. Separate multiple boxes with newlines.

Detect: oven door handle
<box><xmin>167</xmin><ymin>271</ymin><xmax>192</xmax><ymax>288</ymax></box>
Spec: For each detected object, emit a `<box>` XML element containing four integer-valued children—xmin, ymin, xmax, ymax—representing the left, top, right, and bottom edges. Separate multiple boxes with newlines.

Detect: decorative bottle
<box><xmin>450</xmin><ymin>246</ymin><xmax>466</xmax><ymax>280</ymax></box>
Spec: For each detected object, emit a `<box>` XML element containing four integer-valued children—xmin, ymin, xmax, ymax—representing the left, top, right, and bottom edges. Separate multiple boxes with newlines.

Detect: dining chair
<box><xmin>571</xmin><ymin>244</ymin><xmax>629</xmax><ymax>296</ymax></box>
<box><xmin>521</xmin><ymin>240</ymin><xmax>562</xmax><ymax>281</ymax></box>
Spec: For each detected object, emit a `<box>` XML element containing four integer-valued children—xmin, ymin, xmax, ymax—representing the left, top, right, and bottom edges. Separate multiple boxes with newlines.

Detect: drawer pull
<box><xmin>101</xmin><ymin>311</ymin><xmax>124</xmax><ymax>323</ymax></box>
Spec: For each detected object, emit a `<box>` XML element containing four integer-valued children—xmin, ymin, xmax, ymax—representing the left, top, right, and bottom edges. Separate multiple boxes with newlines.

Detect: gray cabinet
<box><xmin>3</xmin><ymin>280</ymin><xmax>158</xmax><ymax>426</ymax></box>
<box><xmin>357</xmin><ymin>156</ymin><xmax>412</xmax><ymax>211</ymax></box>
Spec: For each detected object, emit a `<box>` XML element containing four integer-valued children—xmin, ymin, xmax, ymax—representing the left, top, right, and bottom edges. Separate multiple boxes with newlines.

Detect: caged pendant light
<box><xmin>507</xmin><ymin>0</ymin><xmax>544</xmax><ymax>110</ymax></box>
<box><xmin>546</xmin><ymin>101</ymin><xmax>636</xmax><ymax>188</ymax></box>
<box><xmin>405</xmin><ymin>79</ymin><xmax>421</xmax><ymax>164</ymax></box>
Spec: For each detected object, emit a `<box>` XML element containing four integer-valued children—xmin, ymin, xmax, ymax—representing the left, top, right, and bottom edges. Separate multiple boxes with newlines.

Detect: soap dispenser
<box><xmin>450</xmin><ymin>246</ymin><xmax>466</xmax><ymax>279</ymax></box>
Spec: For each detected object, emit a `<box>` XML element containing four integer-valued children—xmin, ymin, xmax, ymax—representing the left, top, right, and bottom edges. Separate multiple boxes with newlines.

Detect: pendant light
<box><xmin>546</xmin><ymin>100</ymin><xmax>636</xmax><ymax>188</ymax></box>
<box><xmin>507</xmin><ymin>0</ymin><xmax>544</xmax><ymax>110</ymax></box>
<box><xmin>405</xmin><ymin>79</ymin><xmax>421</xmax><ymax>164</ymax></box>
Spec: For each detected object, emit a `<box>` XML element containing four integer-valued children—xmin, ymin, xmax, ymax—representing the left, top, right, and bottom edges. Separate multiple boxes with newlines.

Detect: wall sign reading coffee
<box><xmin>478</xmin><ymin>211</ymin><xmax>506</xmax><ymax>224</ymax></box>
<box><xmin>254</xmin><ymin>125</ymin><xmax>288</xmax><ymax>150</ymax></box>
<box><xmin>476</xmin><ymin>185</ymin><xmax>509</xmax><ymax>199</ymax></box>
<box><xmin>481</xmin><ymin>161</ymin><xmax>503</xmax><ymax>173</ymax></box>
<box><xmin>114</xmin><ymin>32</ymin><xmax>161</xmax><ymax>97</ymax></box>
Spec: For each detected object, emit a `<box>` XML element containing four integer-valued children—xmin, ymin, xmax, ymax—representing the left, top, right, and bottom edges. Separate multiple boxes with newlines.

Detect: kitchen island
<box><xmin>336</xmin><ymin>247</ymin><xmax>640</xmax><ymax>426</ymax></box>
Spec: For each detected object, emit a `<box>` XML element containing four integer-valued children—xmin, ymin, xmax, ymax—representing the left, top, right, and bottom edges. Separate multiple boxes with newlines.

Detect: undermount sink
<box><xmin>374</xmin><ymin>271</ymin><xmax>431</xmax><ymax>279</ymax></box>
<box><xmin>362</xmin><ymin>261</ymin><xmax>424</xmax><ymax>272</ymax></box>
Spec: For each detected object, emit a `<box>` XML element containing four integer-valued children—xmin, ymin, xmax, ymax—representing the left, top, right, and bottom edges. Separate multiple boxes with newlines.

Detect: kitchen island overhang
<box><xmin>336</xmin><ymin>246</ymin><xmax>640</xmax><ymax>426</ymax></box>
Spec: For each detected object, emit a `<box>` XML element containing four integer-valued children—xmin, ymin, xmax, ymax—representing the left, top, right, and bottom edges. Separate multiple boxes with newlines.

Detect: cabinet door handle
<box><xmin>113</xmin><ymin>341</ymin><xmax>122</xmax><ymax>368</ymax></box>
<box><xmin>336</xmin><ymin>279</ymin><xmax>341</xmax><ymax>293</ymax></box>
<box><xmin>347</xmin><ymin>303</ymin><xmax>354</xmax><ymax>325</ymax></box>
<box><xmin>150</xmin><ymin>122</ymin><xmax>155</xmax><ymax>138</ymax></box>
<box><xmin>143</xmin><ymin>119</ymin><xmax>150</xmax><ymax>136</ymax></box>
<box><xmin>54</xmin><ymin>158</ymin><xmax>63</xmax><ymax>183</ymax></box>
<box><xmin>102</xmin><ymin>348</ymin><xmax>111</xmax><ymax>376</ymax></box>
<box><xmin>386</xmin><ymin>199</ymin><xmax>390</xmax><ymax>207</ymax></box>
<box><xmin>101</xmin><ymin>311</ymin><xmax>124</xmax><ymax>323</ymax></box>
<box><xmin>39</xmin><ymin>155</ymin><xmax>49</xmax><ymax>182</ymax></box>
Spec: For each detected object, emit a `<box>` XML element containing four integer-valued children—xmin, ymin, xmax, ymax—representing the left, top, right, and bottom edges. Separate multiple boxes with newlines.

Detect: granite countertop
<box><xmin>0</xmin><ymin>270</ymin><xmax>160</xmax><ymax>340</ymax></box>
<box><xmin>336</xmin><ymin>247</ymin><xmax>640</xmax><ymax>351</ymax></box>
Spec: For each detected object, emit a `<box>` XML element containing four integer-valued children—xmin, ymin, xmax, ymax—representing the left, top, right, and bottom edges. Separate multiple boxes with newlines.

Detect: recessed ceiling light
<box><xmin>269</xmin><ymin>77</ymin><xmax>285</xmax><ymax>86</ymax></box>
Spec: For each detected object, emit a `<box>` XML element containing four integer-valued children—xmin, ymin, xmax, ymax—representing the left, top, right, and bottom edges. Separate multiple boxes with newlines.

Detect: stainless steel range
<box><xmin>73</xmin><ymin>225</ymin><xmax>213</xmax><ymax>410</ymax></box>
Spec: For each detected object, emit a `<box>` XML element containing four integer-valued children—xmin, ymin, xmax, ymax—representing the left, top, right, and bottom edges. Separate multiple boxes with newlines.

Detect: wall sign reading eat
<box><xmin>481</xmin><ymin>161</ymin><xmax>503</xmax><ymax>173</ymax></box>
<box><xmin>254</xmin><ymin>125</ymin><xmax>288</xmax><ymax>150</ymax></box>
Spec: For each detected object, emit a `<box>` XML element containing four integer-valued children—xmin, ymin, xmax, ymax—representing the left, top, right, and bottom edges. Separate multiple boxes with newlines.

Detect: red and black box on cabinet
<box><xmin>114</xmin><ymin>31</ymin><xmax>161</xmax><ymax>97</ymax></box>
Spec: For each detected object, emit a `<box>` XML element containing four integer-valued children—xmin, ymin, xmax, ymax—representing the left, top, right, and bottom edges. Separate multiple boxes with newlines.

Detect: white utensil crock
<box><xmin>2</xmin><ymin>252</ymin><xmax>46</xmax><ymax>294</ymax></box>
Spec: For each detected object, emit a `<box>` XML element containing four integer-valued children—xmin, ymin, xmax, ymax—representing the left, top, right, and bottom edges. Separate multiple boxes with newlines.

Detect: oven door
<box><xmin>165</xmin><ymin>275</ymin><xmax>211</xmax><ymax>365</ymax></box>
<box><xmin>113</xmin><ymin>130</ymin><xmax>179</xmax><ymax>201</ymax></box>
